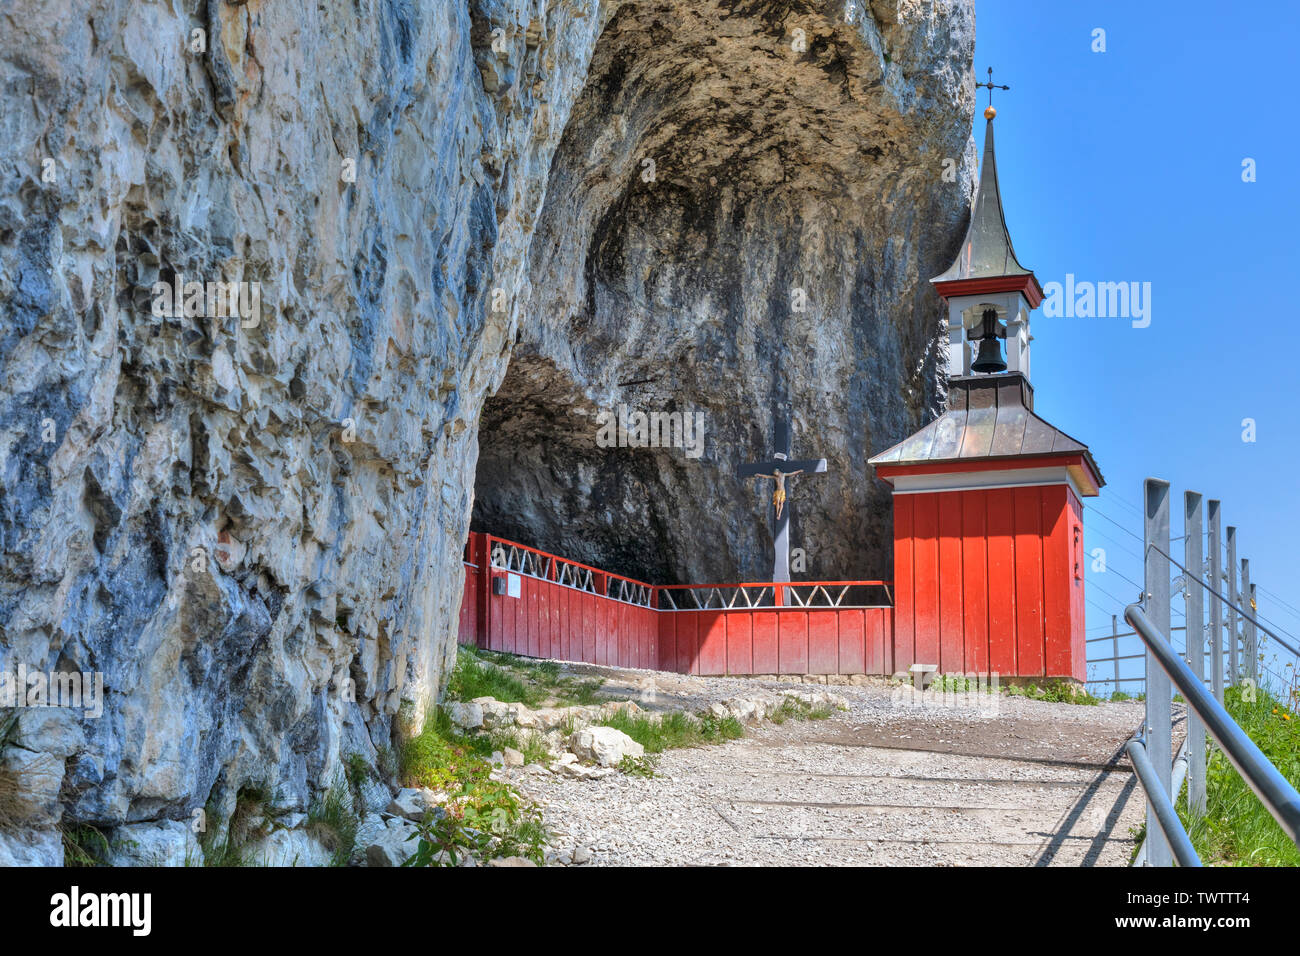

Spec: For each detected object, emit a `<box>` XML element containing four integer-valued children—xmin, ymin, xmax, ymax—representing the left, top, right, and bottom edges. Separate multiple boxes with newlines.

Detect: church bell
<box><xmin>970</xmin><ymin>308</ymin><xmax>1007</xmax><ymax>374</ymax></box>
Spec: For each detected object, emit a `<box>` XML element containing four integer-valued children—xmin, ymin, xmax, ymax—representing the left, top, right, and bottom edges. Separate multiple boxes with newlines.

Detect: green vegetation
<box><xmin>598</xmin><ymin>708</ymin><xmax>744</xmax><ymax>753</ymax></box>
<box><xmin>61</xmin><ymin>824</ymin><xmax>112</xmax><ymax>867</ymax></box>
<box><xmin>449</xmin><ymin>647</ymin><xmax>606</xmax><ymax>708</ymax></box>
<box><xmin>767</xmin><ymin>696</ymin><xmax>835</xmax><ymax>724</ymax></box>
<box><xmin>448</xmin><ymin>653</ymin><xmax>538</xmax><ymax>705</ymax></box>
<box><xmin>1005</xmin><ymin>680</ymin><xmax>1101</xmax><ymax>705</ymax></box>
<box><xmin>617</xmin><ymin>754</ymin><xmax>658</xmax><ymax>778</ymax></box>
<box><xmin>306</xmin><ymin>775</ymin><xmax>360</xmax><ymax>867</ymax></box>
<box><xmin>929</xmin><ymin>674</ymin><xmax>997</xmax><ymax>695</ymax></box>
<box><xmin>413</xmin><ymin>704</ymin><xmax>554</xmax><ymax>770</ymax></box>
<box><xmin>197</xmin><ymin>784</ymin><xmax>272</xmax><ymax>867</ymax></box>
<box><xmin>399</xmin><ymin>708</ymin><xmax>547</xmax><ymax>866</ymax></box>
<box><xmin>1176</xmin><ymin>686</ymin><xmax>1300</xmax><ymax>867</ymax></box>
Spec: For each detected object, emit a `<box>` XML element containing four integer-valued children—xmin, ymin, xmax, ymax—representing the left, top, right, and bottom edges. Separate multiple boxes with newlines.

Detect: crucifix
<box><xmin>976</xmin><ymin>66</ymin><xmax>1009</xmax><ymax>116</ymax></box>
<box><xmin>738</xmin><ymin>417</ymin><xmax>827</xmax><ymax>588</ymax></box>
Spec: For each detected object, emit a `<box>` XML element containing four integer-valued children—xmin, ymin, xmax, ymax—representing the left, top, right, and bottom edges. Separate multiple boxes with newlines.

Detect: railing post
<box><xmin>1207</xmin><ymin>500</ymin><xmax>1223</xmax><ymax>704</ymax></box>
<box><xmin>1143</xmin><ymin>478</ymin><xmax>1173</xmax><ymax>866</ymax></box>
<box><xmin>1242</xmin><ymin>563</ymin><xmax>1255</xmax><ymax>687</ymax></box>
<box><xmin>1226</xmin><ymin>525</ymin><xmax>1238</xmax><ymax>685</ymax></box>
<box><xmin>1112</xmin><ymin>614</ymin><xmax>1120</xmax><ymax>696</ymax></box>
<box><xmin>1185</xmin><ymin>492</ymin><xmax>1207</xmax><ymax>818</ymax></box>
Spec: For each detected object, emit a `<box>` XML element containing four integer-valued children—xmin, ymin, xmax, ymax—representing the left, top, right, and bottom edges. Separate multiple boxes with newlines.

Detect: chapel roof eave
<box><xmin>867</xmin><ymin>373</ymin><xmax>1106</xmax><ymax>496</ymax></box>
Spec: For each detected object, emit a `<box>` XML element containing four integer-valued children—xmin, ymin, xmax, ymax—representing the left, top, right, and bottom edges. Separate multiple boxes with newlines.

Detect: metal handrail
<box><xmin>1126</xmin><ymin>736</ymin><xmax>1201</xmax><ymax>867</ymax></box>
<box><xmin>1125</xmin><ymin>603</ymin><xmax>1300</xmax><ymax>846</ymax></box>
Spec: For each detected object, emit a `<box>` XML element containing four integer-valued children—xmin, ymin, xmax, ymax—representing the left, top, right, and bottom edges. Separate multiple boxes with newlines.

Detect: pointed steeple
<box><xmin>929</xmin><ymin>97</ymin><xmax>1043</xmax><ymax>383</ymax></box>
<box><xmin>932</xmin><ymin>113</ymin><xmax>1043</xmax><ymax>306</ymax></box>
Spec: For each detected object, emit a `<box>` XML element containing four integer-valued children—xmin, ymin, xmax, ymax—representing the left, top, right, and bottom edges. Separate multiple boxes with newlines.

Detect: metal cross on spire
<box><xmin>738</xmin><ymin>415</ymin><xmax>827</xmax><ymax>590</ymax></box>
<box><xmin>976</xmin><ymin>66</ymin><xmax>1010</xmax><ymax>113</ymax></box>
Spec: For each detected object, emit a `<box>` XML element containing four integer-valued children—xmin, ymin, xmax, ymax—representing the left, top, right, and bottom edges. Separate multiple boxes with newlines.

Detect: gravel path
<box><xmin>503</xmin><ymin>664</ymin><xmax>1157</xmax><ymax>866</ymax></box>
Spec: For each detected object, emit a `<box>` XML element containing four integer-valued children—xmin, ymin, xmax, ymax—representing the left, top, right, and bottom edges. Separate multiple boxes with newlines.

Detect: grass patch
<box><xmin>398</xmin><ymin>708</ymin><xmax>547</xmax><ymax>866</ymax></box>
<box><xmin>598</xmin><ymin>709</ymin><xmax>745</xmax><ymax>753</ymax></box>
<box><xmin>62</xmin><ymin>824</ymin><xmax>112</xmax><ymax>867</ymax></box>
<box><xmin>197</xmin><ymin>784</ymin><xmax>269</xmax><ymax>868</ymax></box>
<box><xmin>461</xmin><ymin>648</ymin><xmax>607</xmax><ymax>707</ymax></box>
<box><xmin>774</xmin><ymin>697</ymin><xmax>837</xmax><ymax>723</ymax></box>
<box><xmin>1110</xmin><ymin>690</ymin><xmax>1135</xmax><ymax>702</ymax></box>
<box><xmin>518</xmin><ymin>732</ymin><xmax>553</xmax><ymax>766</ymax></box>
<box><xmin>1006</xmin><ymin>681</ymin><xmax>1101</xmax><ymax>705</ymax></box>
<box><xmin>447</xmin><ymin>652</ymin><xmax>540</xmax><ymax>706</ymax></box>
<box><xmin>1176</xmin><ymin>686</ymin><xmax>1300</xmax><ymax>867</ymax></box>
<box><xmin>769</xmin><ymin>696</ymin><xmax>836</xmax><ymax>725</ymax></box>
<box><xmin>930</xmin><ymin>674</ymin><xmax>999</xmax><ymax>695</ymax></box>
<box><xmin>306</xmin><ymin>775</ymin><xmax>360</xmax><ymax>867</ymax></box>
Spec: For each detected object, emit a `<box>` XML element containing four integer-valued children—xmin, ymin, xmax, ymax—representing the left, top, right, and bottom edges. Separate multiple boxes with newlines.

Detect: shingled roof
<box><xmin>869</xmin><ymin>374</ymin><xmax>1105</xmax><ymax>494</ymax></box>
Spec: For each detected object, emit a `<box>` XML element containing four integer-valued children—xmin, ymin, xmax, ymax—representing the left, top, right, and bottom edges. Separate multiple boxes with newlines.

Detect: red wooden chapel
<box><xmin>869</xmin><ymin>108</ymin><xmax>1105</xmax><ymax>683</ymax></box>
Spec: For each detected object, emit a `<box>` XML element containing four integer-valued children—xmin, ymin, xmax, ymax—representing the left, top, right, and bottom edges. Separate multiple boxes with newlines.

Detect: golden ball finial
<box><xmin>984</xmin><ymin>105</ymin><xmax>997</xmax><ymax>120</ymax></box>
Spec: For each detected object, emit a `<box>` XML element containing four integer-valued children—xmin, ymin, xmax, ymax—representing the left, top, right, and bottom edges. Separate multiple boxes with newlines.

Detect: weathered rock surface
<box><xmin>361</xmin><ymin>814</ymin><xmax>420</xmax><ymax>868</ymax></box>
<box><xmin>473</xmin><ymin>0</ymin><xmax>976</xmax><ymax>585</ymax></box>
<box><xmin>0</xmin><ymin>828</ymin><xmax>64</xmax><ymax>866</ymax></box>
<box><xmin>109</xmin><ymin>819</ymin><xmax>204</xmax><ymax>867</ymax></box>
<box><xmin>568</xmin><ymin>725</ymin><xmax>644</xmax><ymax>767</ymax></box>
<box><xmin>0</xmin><ymin>0</ymin><xmax>972</xmax><ymax>855</ymax></box>
<box><xmin>243</xmin><ymin>827</ymin><xmax>332</xmax><ymax>868</ymax></box>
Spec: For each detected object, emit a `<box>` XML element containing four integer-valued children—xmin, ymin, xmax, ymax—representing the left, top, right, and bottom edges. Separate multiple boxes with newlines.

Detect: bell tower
<box><xmin>869</xmin><ymin>86</ymin><xmax>1105</xmax><ymax>684</ymax></box>
<box><xmin>932</xmin><ymin>97</ymin><xmax>1043</xmax><ymax>382</ymax></box>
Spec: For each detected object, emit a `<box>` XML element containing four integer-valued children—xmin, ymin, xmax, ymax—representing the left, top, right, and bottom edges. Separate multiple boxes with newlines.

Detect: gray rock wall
<box><xmin>0</xmin><ymin>0</ymin><xmax>973</xmax><ymax>862</ymax></box>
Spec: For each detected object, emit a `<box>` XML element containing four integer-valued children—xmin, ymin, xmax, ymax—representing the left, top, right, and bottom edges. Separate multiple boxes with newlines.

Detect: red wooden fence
<box><xmin>458</xmin><ymin>533</ymin><xmax>895</xmax><ymax>677</ymax></box>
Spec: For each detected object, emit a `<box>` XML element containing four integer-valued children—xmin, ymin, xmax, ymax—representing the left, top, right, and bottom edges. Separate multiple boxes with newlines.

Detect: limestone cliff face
<box><xmin>0</xmin><ymin>0</ymin><xmax>972</xmax><ymax>862</ymax></box>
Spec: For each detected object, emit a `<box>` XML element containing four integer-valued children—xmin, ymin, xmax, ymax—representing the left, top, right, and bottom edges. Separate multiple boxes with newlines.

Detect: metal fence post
<box><xmin>1207</xmin><ymin>500</ymin><xmax>1223</xmax><ymax>704</ymax></box>
<box><xmin>1226</xmin><ymin>525</ymin><xmax>1238</xmax><ymax>686</ymax></box>
<box><xmin>1242</xmin><ymin>567</ymin><xmax>1255</xmax><ymax>687</ymax></box>
<box><xmin>1107</xmin><ymin>614</ymin><xmax>1118</xmax><ymax>695</ymax></box>
<box><xmin>1143</xmin><ymin>478</ymin><xmax>1173</xmax><ymax>866</ymax></box>
<box><xmin>1184</xmin><ymin>492</ymin><xmax>1206</xmax><ymax>817</ymax></box>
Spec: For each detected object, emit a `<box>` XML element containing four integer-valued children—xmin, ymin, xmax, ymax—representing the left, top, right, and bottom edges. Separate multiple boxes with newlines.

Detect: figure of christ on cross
<box><xmin>752</xmin><ymin>467</ymin><xmax>801</xmax><ymax>520</ymax></box>
<box><xmin>738</xmin><ymin>417</ymin><xmax>827</xmax><ymax>587</ymax></box>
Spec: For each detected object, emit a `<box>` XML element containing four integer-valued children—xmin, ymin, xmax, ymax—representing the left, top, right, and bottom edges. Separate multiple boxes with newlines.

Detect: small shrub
<box><xmin>618</xmin><ymin>754</ymin><xmax>657</xmax><ymax>778</ymax></box>
<box><xmin>343</xmin><ymin>752</ymin><xmax>370</xmax><ymax>787</ymax></box>
<box><xmin>398</xmin><ymin>709</ymin><xmax>548</xmax><ymax>866</ymax></box>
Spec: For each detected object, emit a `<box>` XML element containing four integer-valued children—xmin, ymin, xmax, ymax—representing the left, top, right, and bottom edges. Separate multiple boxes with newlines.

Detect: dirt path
<box><xmin>504</xmin><ymin>664</ymin><xmax>1154</xmax><ymax>866</ymax></box>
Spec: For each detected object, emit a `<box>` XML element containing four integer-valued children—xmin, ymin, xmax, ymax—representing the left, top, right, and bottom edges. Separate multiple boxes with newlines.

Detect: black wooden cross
<box><xmin>738</xmin><ymin>418</ymin><xmax>827</xmax><ymax>586</ymax></box>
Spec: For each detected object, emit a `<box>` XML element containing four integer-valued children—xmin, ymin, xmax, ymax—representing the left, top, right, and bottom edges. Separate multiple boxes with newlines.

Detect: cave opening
<box><xmin>471</xmin><ymin>353</ymin><xmax>717</xmax><ymax>585</ymax></box>
<box><xmin>469</xmin><ymin>0</ymin><xmax>968</xmax><ymax>589</ymax></box>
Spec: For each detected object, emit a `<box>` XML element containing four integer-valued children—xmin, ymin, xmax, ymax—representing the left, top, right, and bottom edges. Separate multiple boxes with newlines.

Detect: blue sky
<box><xmin>974</xmin><ymin>1</ymin><xmax>1300</xmax><ymax>692</ymax></box>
